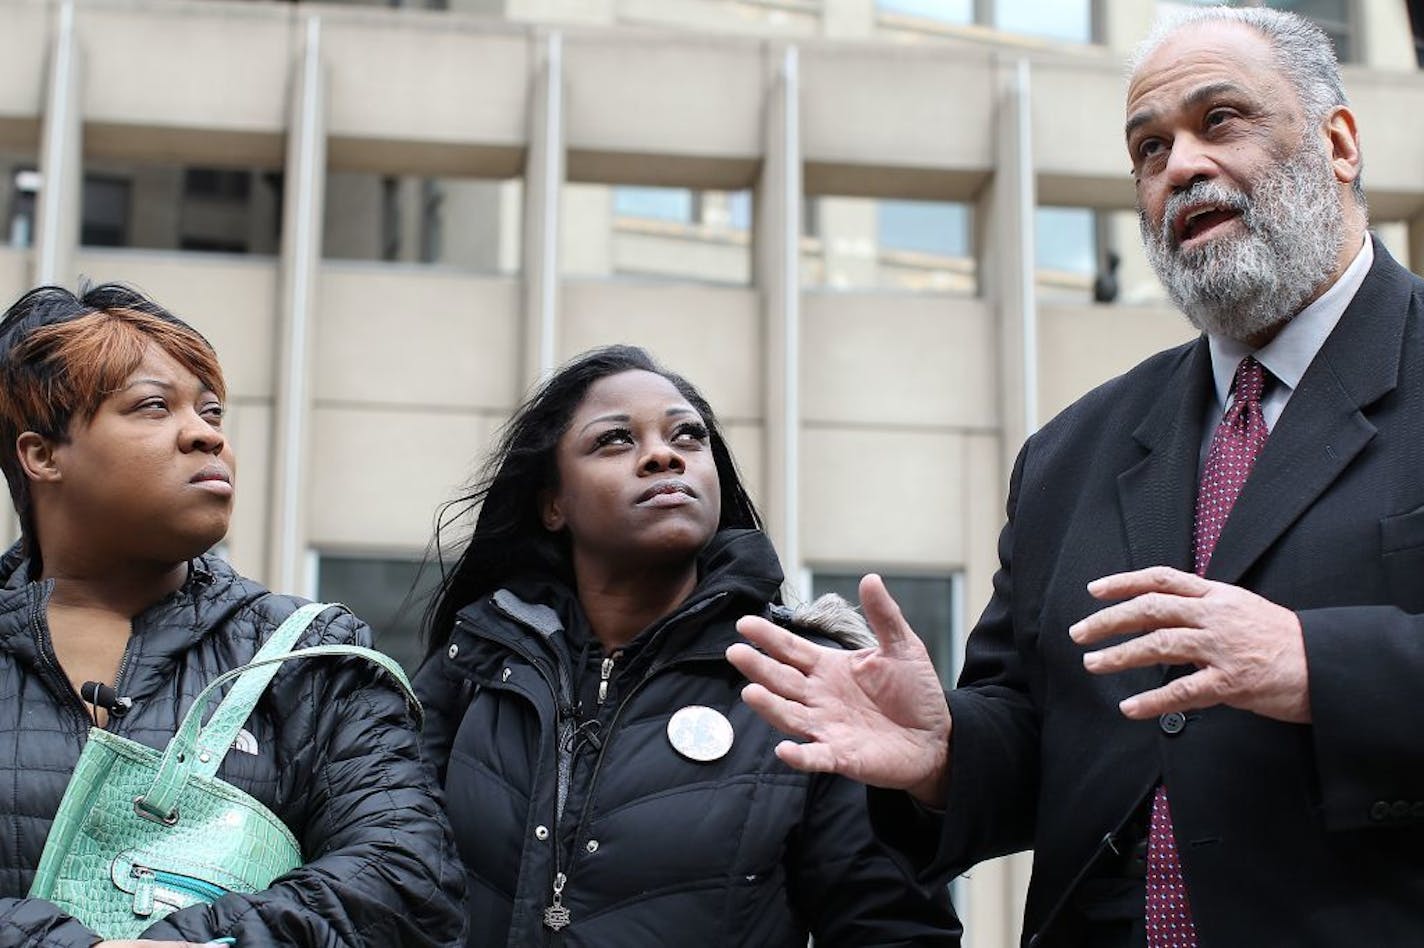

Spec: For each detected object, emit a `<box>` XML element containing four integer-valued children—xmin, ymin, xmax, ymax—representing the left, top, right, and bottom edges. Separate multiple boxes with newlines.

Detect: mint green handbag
<box><xmin>28</xmin><ymin>602</ymin><xmax>421</xmax><ymax>940</ymax></box>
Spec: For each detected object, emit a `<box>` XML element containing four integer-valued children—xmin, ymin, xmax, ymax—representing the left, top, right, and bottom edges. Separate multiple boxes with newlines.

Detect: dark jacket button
<box><xmin>1370</xmin><ymin>801</ymin><xmax>1390</xmax><ymax>822</ymax></box>
<box><xmin>1159</xmin><ymin>711</ymin><xmax>1187</xmax><ymax>735</ymax></box>
<box><xmin>1391</xmin><ymin>800</ymin><xmax>1411</xmax><ymax>820</ymax></box>
<box><xmin>1411</xmin><ymin>802</ymin><xmax>1424</xmax><ymax>821</ymax></box>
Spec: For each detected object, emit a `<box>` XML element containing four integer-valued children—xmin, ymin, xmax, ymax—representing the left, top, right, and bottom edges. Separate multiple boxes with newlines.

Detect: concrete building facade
<box><xmin>1</xmin><ymin>0</ymin><xmax>1422</xmax><ymax>942</ymax></box>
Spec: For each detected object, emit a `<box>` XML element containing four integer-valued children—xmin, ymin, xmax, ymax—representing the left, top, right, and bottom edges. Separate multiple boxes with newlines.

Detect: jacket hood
<box><xmin>772</xmin><ymin>594</ymin><xmax>875</xmax><ymax>649</ymax></box>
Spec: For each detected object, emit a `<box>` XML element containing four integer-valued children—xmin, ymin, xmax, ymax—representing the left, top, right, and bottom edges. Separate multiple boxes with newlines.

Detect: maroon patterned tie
<box><xmin>1145</xmin><ymin>356</ymin><xmax>1268</xmax><ymax>948</ymax></box>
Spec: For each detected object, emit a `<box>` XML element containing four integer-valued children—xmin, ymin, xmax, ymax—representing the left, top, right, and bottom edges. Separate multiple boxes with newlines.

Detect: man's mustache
<box><xmin>1159</xmin><ymin>181</ymin><xmax>1252</xmax><ymax>249</ymax></box>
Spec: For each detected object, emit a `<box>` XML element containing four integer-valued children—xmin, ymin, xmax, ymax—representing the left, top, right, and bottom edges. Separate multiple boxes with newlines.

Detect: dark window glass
<box><xmin>80</xmin><ymin>175</ymin><xmax>130</xmax><ymax>247</ymax></box>
<box><xmin>316</xmin><ymin>556</ymin><xmax>440</xmax><ymax>674</ymax></box>
<box><xmin>179</xmin><ymin>236</ymin><xmax>248</xmax><ymax>254</ymax></box>
<box><xmin>7</xmin><ymin>166</ymin><xmax>39</xmax><ymax>248</ymax></box>
<box><xmin>184</xmin><ymin>168</ymin><xmax>252</xmax><ymax>201</ymax></box>
<box><xmin>810</xmin><ymin>573</ymin><xmax>958</xmax><ymax>687</ymax></box>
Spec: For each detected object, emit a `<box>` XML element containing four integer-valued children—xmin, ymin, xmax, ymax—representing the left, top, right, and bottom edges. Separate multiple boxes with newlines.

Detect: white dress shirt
<box><xmin>1202</xmin><ymin>234</ymin><xmax>1374</xmax><ymax>457</ymax></box>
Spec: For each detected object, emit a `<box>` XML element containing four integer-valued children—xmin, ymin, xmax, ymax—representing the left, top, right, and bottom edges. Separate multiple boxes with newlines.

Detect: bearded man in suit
<box><xmin>729</xmin><ymin>7</ymin><xmax>1424</xmax><ymax>946</ymax></box>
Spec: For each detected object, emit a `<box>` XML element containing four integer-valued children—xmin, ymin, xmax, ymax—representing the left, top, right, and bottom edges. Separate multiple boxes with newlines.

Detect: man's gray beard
<box><xmin>1139</xmin><ymin>141</ymin><xmax>1345</xmax><ymax>342</ymax></box>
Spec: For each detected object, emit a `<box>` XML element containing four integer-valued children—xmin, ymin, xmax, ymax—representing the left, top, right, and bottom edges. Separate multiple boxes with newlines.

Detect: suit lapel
<box><xmin>1205</xmin><ymin>239</ymin><xmax>1411</xmax><ymax>585</ymax></box>
<box><xmin>1117</xmin><ymin>338</ymin><xmax>1213</xmax><ymax>575</ymax></box>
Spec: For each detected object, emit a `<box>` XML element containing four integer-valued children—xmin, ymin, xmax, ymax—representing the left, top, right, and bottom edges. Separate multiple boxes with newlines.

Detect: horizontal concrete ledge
<box><xmin>328</xmin><ymin>137</ymin><xmax>525</xmax><ymax>179</ymax></box>
<box><xmin>568</xmin><ymin>149</ymin><xmax>759</xmax><ymax>190</ymax></box>
<box><xmin>0</xmin><ymin>117</ymin><xmax>40</xmax><ymax>152</ymax></box>
<box><xmin>85</xmin><ymin>123</ymin><xmax>284</xmax><ymax>168</ymax></box>
<box><xmin>805</xmin><ymin>162</ymin><xmax>988</xmax><ymax>202</ymax></box>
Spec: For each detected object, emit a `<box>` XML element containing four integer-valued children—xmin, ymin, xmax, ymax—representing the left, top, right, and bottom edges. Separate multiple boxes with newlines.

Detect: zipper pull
<box><xmin>543</xmin><ymin>871</ymin><xmax>571</xmax><ymax>931</ymax></box>
<box><xmin>597</xmin><ymin>651</ymin><xmax>621</xmax><ymax>706</ymax></box>
<box><xmin>132</xmin><ymin>867</ymin><xmax>156</xmax><ymax>918</ymax></box>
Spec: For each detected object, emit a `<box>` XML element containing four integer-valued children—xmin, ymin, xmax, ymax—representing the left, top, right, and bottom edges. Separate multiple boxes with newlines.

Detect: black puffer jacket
<box><xmin>0</xmin><ymin>548</ymin><xmax>466</xmax><ymax>947</ymax></box>
<box><xmin>414</xmin><ymin>529</ymin><xmax>960</xmax><ymax>947</ymax></box>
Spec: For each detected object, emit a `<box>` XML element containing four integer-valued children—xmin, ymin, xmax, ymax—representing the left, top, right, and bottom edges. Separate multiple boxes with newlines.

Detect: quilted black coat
<box><xmin>0</xmin><ymin>547</ymin><xmax>466</xmax><ymax>947</ymax></box>
<box><xmin>414</xmin><ymin>528</ymin><xmax>961</xmax><ymax>947</ymax></box>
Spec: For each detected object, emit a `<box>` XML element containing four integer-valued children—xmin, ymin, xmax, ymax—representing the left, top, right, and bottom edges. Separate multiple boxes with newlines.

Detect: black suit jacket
<box><xmin>883</xmin><ymin>239</ymin><xmax>1424</xmax><ymax>947</ymax></box>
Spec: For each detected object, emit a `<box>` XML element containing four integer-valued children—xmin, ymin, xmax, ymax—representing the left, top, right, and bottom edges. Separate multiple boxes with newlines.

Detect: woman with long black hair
<box><xmin>415</xmin><ymin>344</ymin><xmax>960</xmax><ymax>947</ymax></box>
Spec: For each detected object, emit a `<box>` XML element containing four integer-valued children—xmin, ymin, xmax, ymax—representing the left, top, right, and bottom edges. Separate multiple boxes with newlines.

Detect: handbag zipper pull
<box><xmin>132</xmin><ymin>867</ymin><xmax>156</xmax><ymax>918</ymax></box>
<box><xmin>543</xmin><ymin>871</ymin><xmax>571</xmax><ymax>931</ymax></box>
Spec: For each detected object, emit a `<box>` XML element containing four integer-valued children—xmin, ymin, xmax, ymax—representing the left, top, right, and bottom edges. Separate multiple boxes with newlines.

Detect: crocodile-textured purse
<box><xmin>28</xmin><ymin>602</ymin><xmax>421</xmax><ymax>940</ymax></box>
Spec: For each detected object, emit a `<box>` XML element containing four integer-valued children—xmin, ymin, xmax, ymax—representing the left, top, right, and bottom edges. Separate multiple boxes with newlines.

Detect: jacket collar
<box><xmin>477</xmin><ymin>528</ymin><xmax>784</xmax><ymax>662</ymax></box>
<box><xmin>1117</xmin><ymin>236</ymin><xmax>1411</xmax><ymax>586</ymax></box>
<box><xmin>0</xmin><ymin>547</ymin><xmax>225</xmax><ymax>690</ymax></box>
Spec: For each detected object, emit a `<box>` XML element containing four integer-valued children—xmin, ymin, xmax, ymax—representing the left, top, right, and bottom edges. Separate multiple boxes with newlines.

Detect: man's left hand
<box><xmin>1069</xmin><ymin>565</ymin><xmax>1310</xmax><ymax>724</ymax></box>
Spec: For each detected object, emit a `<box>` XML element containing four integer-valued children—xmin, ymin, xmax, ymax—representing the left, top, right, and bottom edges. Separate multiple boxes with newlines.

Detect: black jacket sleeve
<box><xmin>0</xmin><ymin>898</ymin><xmax>100</xmax><ymax>948</ymax></box>
<box><xmin>412</xmin><ymin>641</ymin><xmax>472</xmax><ymax>788</ymax></box>
<box><xmin>1303</xmin><ymin>604</ymin><xmax>1424</xmax><ymax>830</ymax></box>
<box><xmin>137</xmin><ymin>609</ymin><xmax>468</xmax><ymax>947</ymax></box>
<box><xmin>787</xmin><ymin>771</ymin><xmax>962</xmax><ymax>947</ymax></box>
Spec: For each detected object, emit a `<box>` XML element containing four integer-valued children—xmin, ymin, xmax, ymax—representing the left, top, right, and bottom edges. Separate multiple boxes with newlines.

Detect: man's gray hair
<box><xmin>1130</xmin><ymin>6</ymin><xmax>1363</xmax><ymax>204</ymax></box>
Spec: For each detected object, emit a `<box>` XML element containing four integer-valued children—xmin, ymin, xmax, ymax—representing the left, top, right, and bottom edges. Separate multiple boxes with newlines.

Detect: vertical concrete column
<box><xmin>13</xmin><ymin>0</ymin><xmax>84</xmax><ymax>547</ymax></box>
<box><xmin>33</xmin><ymin>0</ymin><xmax>81</xmax><ymax>288</ymax></box>
<box><xmin>521</xmin><ymin>29</ymin><xmax>565</xmax><ymax>391</ymax></box>
<box><xmin>962</xmin><ymin>52</ymin><xmax>1038</xmax><ymax>948</ymax></box>
<box><xmin>267</xmin><ymin>15</ymin><xmax>327</xmax><ymax>594</ymax></box>
<box><xmin>755</xmin><ymin>44</ymin><xmax>803</xmax><ymax>593</ymax></box>
<box><xmin>980</xmin><ymin>55</ymin><xmax>1038</xmax><ymax>479</ymax></box>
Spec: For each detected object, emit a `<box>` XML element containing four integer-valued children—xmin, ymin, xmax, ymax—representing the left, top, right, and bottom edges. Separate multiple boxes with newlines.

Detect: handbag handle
<box><xmin>135</xmin><ymin>609</ymin><xmax>421</xmax><ymax>824</ymax></box>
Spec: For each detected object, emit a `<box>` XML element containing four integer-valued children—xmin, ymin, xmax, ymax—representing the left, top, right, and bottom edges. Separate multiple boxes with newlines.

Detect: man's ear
<box><xmin>539</xmin><ymin>488</ymin><xmax>565</xmax><ymax>533</ymax></box>
<box><xmin>1322</xmin><ymin>105</ymin><xmax>1362</xmax><ymax>188</ymax></box>
<box><xmin>16</xmin><ymin>432</ymin><xmax>62</xmax><ymax>485</ymax></box>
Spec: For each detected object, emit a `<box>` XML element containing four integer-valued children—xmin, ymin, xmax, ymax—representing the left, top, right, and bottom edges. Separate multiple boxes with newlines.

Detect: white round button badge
<box><xmin>667</xmin><ymin>705</ymin><xmax>735</xmax><ymax>762</ymax></box>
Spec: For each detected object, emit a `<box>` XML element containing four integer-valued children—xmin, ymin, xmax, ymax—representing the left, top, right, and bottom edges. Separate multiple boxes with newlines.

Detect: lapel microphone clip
<box><xmin>80</xmin><ymin>681</ymin><xmax>133</xmax><ymax>718</ymax></box>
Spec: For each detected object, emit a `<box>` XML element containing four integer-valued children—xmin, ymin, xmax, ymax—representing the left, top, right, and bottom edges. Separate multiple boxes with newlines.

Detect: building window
<box><xmin>879</xmin><ymin>199</ymin><xmax>972</xmax><ymax>258</ymax></box>
<box><xmin>879</xmin><ymin>0</ymin><xmax>1093</xmax><ymax>44</ymax></box>
<box><xmin>803</xmin><ymin>195</ymin><xmax>975</xmax><ymax>293</ymax></box>
<box><xmin>7</xmin><ymin>167</ymin><xmax>39</xmax><ymax>248</ymax></box>
<box><xmin>992</xmin><ymin>0</ymin><xmax>1093</xmax><ymax>43</ymax></box>
<box><xmin>1036</xmin><ymin>206</ymin><xmax>1097</xmax><ymax>276</ymax></box>
<box><xmin>613</xmin><ymin>186</ymin><xmax>695</xmax><ymax>224</ymax></box>
<box><xmin>184</xmin><ymin>168</ymin><xmax>252</xmax><ymax>202</ymax></box>
<box><xmin>81</xmin><ymin>175</ymin><xmax>131</xmax><ymax>248</ymax></box>
<box><xmin>612</xmin><ymin>185</ymin><xmax>752</xmax><ymax>231</ymax></box>
<box><xmin>1172</xmin><ymin>0</ymin><xmax>1357</xmax><ymax>62</ymax></box>
<box><xmin>809</xmin><ymin>572</ymin><xmax>959</xmax><ymax>687</ymax></box>
<box><xmin>877</xmin><ymin>0</ymin><xmax>972</xmax><ymax>26</ymax></box>
<box><xmin>314</xmin><ymin>555</ymin><xmax>439</xmax><ymax>674</ymax></box>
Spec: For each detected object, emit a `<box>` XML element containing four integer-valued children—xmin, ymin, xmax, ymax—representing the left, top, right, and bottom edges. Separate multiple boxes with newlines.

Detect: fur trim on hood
<box><xmin>769</xmin><ymin>593</ymin><xmax>875</xmax><ymax>649</ymax></box>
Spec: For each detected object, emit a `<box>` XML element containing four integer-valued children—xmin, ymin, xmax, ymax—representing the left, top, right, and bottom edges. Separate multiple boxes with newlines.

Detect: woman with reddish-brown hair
<box><xmin>0</xmin><ymin>284</ymin><xmax>465</xmax><ymax>948</ymax></box>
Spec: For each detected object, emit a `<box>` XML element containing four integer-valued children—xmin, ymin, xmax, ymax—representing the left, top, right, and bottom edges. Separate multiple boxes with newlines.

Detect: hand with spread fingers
<box><xmin>1070</xmin><ymin>565</ymin><xmax>1310</xmax><ymax>724</ymax></box>
<box><xmin>727</xmin><ymin>573</ymin><xmax>953</xmax><ymax>807</ymax></box>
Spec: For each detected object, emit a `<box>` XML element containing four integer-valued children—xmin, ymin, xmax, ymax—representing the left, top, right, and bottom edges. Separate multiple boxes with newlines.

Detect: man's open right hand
<box><xmin>726</xmin><ymin>573</ymin><xmax>953</xmax><ymax>807</ymax></box>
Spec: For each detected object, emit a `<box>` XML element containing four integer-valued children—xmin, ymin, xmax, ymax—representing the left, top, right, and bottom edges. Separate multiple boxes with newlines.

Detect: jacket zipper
<box><xmin>554</xmin><ymin>596</ymin><xmax>731</xmax><ymax>921</ymax></box>
<box><xmin>476</xmin><ymin>591</ymin><xmax>729</xmax><ymax>937</ymax></box>
<box><xmin>29</xmin><ymin>580</ymin><xmax>143</xmax><ymax>734</ymax></box>
<box><xmin>28</xmin><ymin>581</ymin><xmax>91</xmax><ymax>731</ymax></box>
<box><xmin>596</xmin><ymin>651</ymin><xmax>621</xmax><ymax>706</ymax></box>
